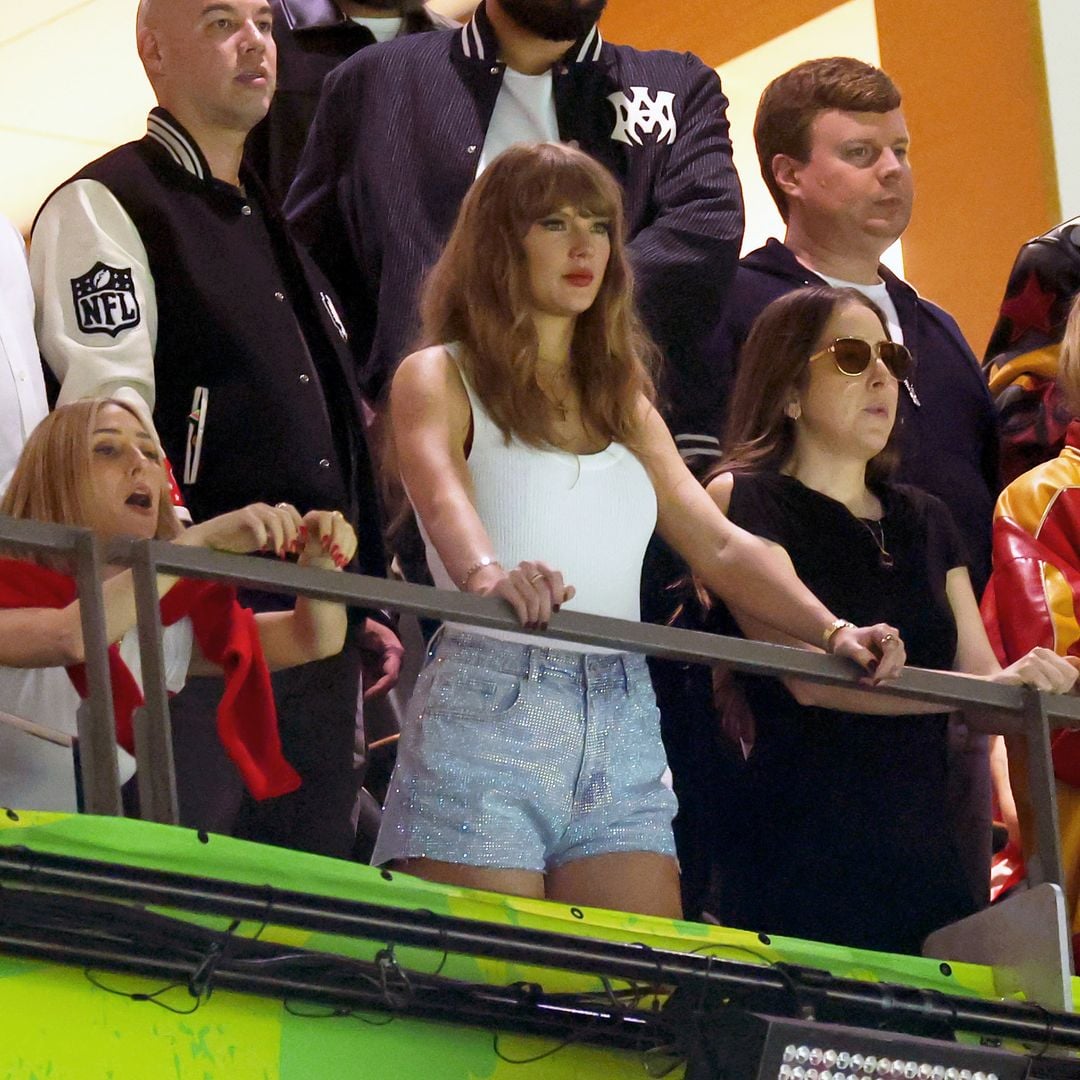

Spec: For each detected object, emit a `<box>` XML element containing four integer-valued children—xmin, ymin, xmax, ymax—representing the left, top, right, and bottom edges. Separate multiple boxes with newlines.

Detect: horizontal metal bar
<box><xmin>0</xmin><ymin>515</ymin><xmax>92</xmax><ymax>556</ymax></box>
<box><xmin>95</xmin><ymin>536</ymin><xmax>1080</xmax><ymax>728</ymax></box>
<box><xmin>4</xmin><ymin>514</ymin><xmax>1080</xmax><ymax>725</ymax></box>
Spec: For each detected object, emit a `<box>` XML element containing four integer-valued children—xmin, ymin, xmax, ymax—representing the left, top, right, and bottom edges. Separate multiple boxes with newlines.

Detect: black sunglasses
<box><xmin>809</xmin><ymin>337</ymin><xmax>914</xmax><ymax>381</ymax></box>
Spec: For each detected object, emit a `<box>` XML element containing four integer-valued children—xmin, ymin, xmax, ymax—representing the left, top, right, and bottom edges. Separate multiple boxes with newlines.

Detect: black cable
<box><xmin>282</xmin><ymin>999</ymin><xmax>395</xmax><ymax>1026</ymax></box>
<box><xmin>84</xmin><ymin>969</ymin><xmax>201</xmax><ymax>1015</ymax></box>
<box><xmin>6</xmin><ymin>841</ymin><xmax>1078</xmax><ymax>1052</ymax></box>
<box><xmin>492</xmin><ymin>1025</ymin><xmax>590</xmax><ymax>1065</ymax></box>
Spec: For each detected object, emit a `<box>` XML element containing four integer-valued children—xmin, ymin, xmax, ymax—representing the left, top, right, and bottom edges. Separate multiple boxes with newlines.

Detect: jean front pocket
<box><xmin>430</xmin><ymin>663</ymin><xmax>525</xmax><ymax>719</ymax></box>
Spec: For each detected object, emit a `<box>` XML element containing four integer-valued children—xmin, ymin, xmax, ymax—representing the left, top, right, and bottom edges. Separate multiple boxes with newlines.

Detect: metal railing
<box><xmin>3</xmin><ymin>513</ymin><xmax>1079</xmax><ymax>886</ymax></box>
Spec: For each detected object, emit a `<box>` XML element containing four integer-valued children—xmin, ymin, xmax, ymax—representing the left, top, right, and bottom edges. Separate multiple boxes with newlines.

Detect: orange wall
<box><xmin>876</xmin><ymin>0</ymin><xmax>1058</xmax><ymax>353</ymax></box>
<box><xmin>599</xmin><ymin>0</ymin><xmax>1059</xmax><ymax>355</ymax></box>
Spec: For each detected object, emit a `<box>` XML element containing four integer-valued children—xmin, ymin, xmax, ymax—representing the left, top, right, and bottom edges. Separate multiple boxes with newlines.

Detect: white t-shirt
<box><xmin>352</xmin><ymin>16</ymin><xmax>402</xmax><ymax>44</ymax></box>
<box><xmin>0</xmin><ymin>217</ymin><xmax>48</xmax><ymax>498</ymax></box>
<box><xmin>0</xmin><ymin>618</ymin><xmax>194</xmax><ymax>812</ymax></box>
<box><xmin>477</xmin><ymin>68</ymin><xmax>560</xmax><ymax>175</ymax></box>
<box><xmin>816</xmin><ymin>270</ymin><xmax>904</xmax><ymax>346</ymax></box>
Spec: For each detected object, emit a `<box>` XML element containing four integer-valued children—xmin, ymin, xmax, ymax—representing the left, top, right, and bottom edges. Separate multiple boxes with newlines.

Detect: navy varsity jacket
<box><xmin>285</xmin><ymin>1</ymin><xmax>744</xmax><ymax>433</ymax></box>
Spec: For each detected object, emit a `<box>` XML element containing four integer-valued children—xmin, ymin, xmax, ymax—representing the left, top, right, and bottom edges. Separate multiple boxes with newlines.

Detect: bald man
<box><xmin>31</xmin><ymin>0</ymin><xmax>398</xmax><ymax>858</ymax></box>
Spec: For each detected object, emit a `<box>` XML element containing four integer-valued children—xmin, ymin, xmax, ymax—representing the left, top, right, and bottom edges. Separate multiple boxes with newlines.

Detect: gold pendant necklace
<box><xmin>859</xmin><ymin>517</ymin><xmax>894</xmax><ymax>569</ymax></box>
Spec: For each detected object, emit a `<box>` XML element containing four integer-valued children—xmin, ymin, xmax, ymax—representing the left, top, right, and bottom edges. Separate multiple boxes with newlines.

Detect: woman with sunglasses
<box><xmin>697</xmin><ymin>286</ymin><xmax>1077</xmax><ymax>953</ymax></box>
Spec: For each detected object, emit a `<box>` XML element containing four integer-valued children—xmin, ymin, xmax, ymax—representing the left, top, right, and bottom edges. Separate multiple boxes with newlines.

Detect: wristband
<box><xmin>822</xmin><ymin>618</ymin><xmax>857</xmax><ymax>652</ymax></box>
<box><xmin>460</xmin><ymin>555</ymin><xmax>500</xmax><ymax>590</ymax></box>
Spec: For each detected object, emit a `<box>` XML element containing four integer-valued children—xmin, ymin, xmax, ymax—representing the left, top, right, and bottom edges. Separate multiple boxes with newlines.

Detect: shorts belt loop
<box><xmin>619</xmin><ymin>654</ymin><xmax>630</xmax><ymax>693</ymax></box>
<box><xmin>526</xmin><ymin>644</ymin><xmax>541</xmax><ymax>682</ymax></box>
<box><xmin>425</xmin><ymin>623</ymin><xmax>447</xmax><ymax>664</ymax></box>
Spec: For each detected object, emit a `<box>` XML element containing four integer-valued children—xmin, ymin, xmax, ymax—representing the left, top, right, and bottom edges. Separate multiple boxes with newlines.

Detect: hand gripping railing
<box><xmin>2</xmin><ymin>513</ymin><xmax>1079</xmax><ymax>887</ymax></box>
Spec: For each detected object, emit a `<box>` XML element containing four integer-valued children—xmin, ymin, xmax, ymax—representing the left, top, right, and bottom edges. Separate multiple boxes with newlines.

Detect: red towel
<box><xmin>0</xmin><ymin>558</ymin><xmax>299</xmax><ymax>800</ymax></box>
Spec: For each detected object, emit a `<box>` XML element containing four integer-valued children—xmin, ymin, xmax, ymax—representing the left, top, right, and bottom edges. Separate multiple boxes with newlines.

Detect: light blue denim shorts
<box><xmin>372</xmin><ymin>629</ymin><xmax>678</xmax><ymax>871</ymax></box>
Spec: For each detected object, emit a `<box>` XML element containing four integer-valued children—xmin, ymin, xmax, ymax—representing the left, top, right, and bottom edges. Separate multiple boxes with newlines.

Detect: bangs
<box><xmin>513</xmin><ymin>152</ymin><xmax>620</xmax><ymax>228</ymax></box>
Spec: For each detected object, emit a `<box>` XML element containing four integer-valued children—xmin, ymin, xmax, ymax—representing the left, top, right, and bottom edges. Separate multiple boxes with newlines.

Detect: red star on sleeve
<box><xmin>999</xmin><ymin>269</ymin><xmax>1059</xmax><ymax>344</ymax></box>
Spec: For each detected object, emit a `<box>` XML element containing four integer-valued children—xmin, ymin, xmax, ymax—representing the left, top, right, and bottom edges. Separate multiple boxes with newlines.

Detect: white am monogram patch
<box><xmin>607</xmin><ymin>86</ymin><xmax>678</xmax><ymax>147</ymax></box>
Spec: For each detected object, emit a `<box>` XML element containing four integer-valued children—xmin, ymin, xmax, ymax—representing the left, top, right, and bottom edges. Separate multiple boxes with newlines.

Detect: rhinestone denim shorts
<box><xmin>371</xmin><ymin>629</ymin><xmax>678</xmax><ymax>871</ymax></box>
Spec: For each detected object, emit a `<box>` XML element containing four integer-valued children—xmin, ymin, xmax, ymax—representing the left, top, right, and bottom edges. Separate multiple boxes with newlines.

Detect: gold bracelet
<box><xmin>460</xmin><ymin>555</ymin><xmax>500</xmax><ymax>590</ymax></box>
<box><xmin>822</xmin><ymin>617</ymin><xmax>857</xmax><ymax>652</ymax></box>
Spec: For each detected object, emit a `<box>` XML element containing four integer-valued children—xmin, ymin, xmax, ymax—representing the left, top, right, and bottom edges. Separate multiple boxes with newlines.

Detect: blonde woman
<box><xmin>0</xmin><ymin>398</ymin><xmax>356</xmax><ymax>813</ymax></box>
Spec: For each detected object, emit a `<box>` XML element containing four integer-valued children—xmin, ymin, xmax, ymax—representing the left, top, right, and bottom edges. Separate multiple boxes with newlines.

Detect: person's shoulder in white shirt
<box><xmin>0</xmin><ymin>216</ymin><xmax>48</xmax><ymax>498</ymax></box>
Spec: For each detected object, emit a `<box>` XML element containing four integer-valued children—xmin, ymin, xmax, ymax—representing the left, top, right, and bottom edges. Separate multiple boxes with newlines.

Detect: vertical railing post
<box><xmin>1022</xmin><ymin>687</ymin><xmax>1066</xmax><ymax>888</ymax></box>
<box><xmin>130</xmin><ymin>539</ymin><xmax>179</xmax><ymax>825</ymax></box>
<box><xmin>72</xmin><ymin>530</ymin><xmax>122</xmax><ymax>815</ymax></box>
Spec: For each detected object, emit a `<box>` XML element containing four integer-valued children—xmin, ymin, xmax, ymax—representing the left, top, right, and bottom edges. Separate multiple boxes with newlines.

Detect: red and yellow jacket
<box><xmin>982</xmin><ymin>419</ymin><xmax>1080</xmax><ymax>785</ymax></box>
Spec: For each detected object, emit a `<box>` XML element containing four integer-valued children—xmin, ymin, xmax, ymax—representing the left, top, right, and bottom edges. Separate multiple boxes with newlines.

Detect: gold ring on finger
<box><xmin>275</xmin><ymin>502</ymin><xmax>291</xmax><ymax>510</ymax></box>
<box><xmin>528</xmin><ymin>572</ymin><xmax>545</xmax><ymax>584</ymax></box>
<box><xmin>881</xmin><ymin>633</ymin><xmax>896</xmax><ymax>645</ymax></box>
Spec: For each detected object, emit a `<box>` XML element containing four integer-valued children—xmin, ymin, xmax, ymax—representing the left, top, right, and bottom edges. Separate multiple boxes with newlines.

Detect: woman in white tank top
<box><xmin>375</xmin><ymin>143</ymin><xmax>906</xmax><ymax>917</ymax></box>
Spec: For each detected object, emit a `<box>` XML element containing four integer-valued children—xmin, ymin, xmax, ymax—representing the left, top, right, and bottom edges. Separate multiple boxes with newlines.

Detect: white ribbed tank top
<box><xmin>417</xmin><ymin>345</ymin><xmax>657</xmax><ymax>650</ymax></box>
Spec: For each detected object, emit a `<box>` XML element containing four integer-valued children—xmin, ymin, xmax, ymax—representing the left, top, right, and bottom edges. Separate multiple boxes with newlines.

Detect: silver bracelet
<box><xmin>460</xmin><ymin>555</ymin><xmax>500</xmax><ymax>590</ymax></box>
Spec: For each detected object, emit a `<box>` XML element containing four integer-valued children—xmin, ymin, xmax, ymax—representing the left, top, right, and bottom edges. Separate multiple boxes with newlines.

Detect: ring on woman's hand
<box><xmin>528</xmin><ymin>572</ymin><xmax>545</xmax><ymax>584</ymax></box>
<box><xmin>275</xmin><ymin>502</ymin><xmax>290</xmax><ymax>510</ymax></box>
<box><xmin>881</xmin><ymin>633</ymin><xmax>896</xmax><ymax>646</ymax></box>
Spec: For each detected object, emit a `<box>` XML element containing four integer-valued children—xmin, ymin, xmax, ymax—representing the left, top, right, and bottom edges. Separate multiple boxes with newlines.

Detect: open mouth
<box><xmin>125</xmin><ymin>492</ymin><xmax>153</xmax><ymax>510</ymax></box>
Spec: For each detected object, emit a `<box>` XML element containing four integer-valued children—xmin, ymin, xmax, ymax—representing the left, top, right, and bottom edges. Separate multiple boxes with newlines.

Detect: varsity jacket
<box><xmin>980</xmin><ymin>423</ymin><xmax>1080</xmax><ymax>931</ymax></box>
<box><xmin>285</xmin><ymin>0</ymin><xmax>744</xmax><ymax>432</ymax></box>
<box><xmin>245</xmin><ymin>0</ymin><xmax>457</xmax><ymax>205</ymax></box>
<box><xmin>31</xmin><ymin>109</ymin><xmax>387</xmax><ymax>584</ymax></box>
<box><xmin>702</xmin><ymin>238</ymin><xmax>1000</xmax><ymax>593</ymax></box>
<box><xmin>982</xmin><ymin>216</ymin><xmax>1080</xmax><ymax>487</ymax></box>
<box><xmin>982</xmin><ymin>423</ymin><xmax>1080</xmax><ymax>750</ymax></box>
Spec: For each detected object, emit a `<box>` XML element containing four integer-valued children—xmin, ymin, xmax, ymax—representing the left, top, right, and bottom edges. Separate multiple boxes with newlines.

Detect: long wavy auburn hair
<box><xmin>417</xmin><ymin>141</ymin><xmax>658</xmax><ymax>451</ymax></box>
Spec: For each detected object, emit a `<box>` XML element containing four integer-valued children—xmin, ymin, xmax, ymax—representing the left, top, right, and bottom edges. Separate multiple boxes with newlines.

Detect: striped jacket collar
<box><xmin>455</xmin><ymin>1</ymin><xmax>603</xmax><ymax>65</ymax></box>
<box><xmin>145</xmin><ymin>108</ymin><xmax>212</xmax><ymax>182</ymax></box>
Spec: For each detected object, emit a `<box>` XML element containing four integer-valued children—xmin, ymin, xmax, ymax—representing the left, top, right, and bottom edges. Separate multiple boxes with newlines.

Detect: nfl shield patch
<box><xmin>70</xmin><ymin>262</ymin><xmax>141</xmax><ymax>337</ymax></box>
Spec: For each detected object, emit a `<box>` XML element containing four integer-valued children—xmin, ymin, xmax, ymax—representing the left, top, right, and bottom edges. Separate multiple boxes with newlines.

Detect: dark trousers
<box><xmin>169</xmin><ymin>630</ymin><xmax>364</xmax><ymax>859</ymax></box>
<box><xmin>947</xmin><ymin>718</ymin><xmax>992</xmax><ymax>911</ymax></box>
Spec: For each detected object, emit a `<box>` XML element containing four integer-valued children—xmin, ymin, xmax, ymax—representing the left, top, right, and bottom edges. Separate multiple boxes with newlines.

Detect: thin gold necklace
<box><xmin>859</xmin><ymin>517</ymin><xmax>894</xmax><ymax>569</ymax></box>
